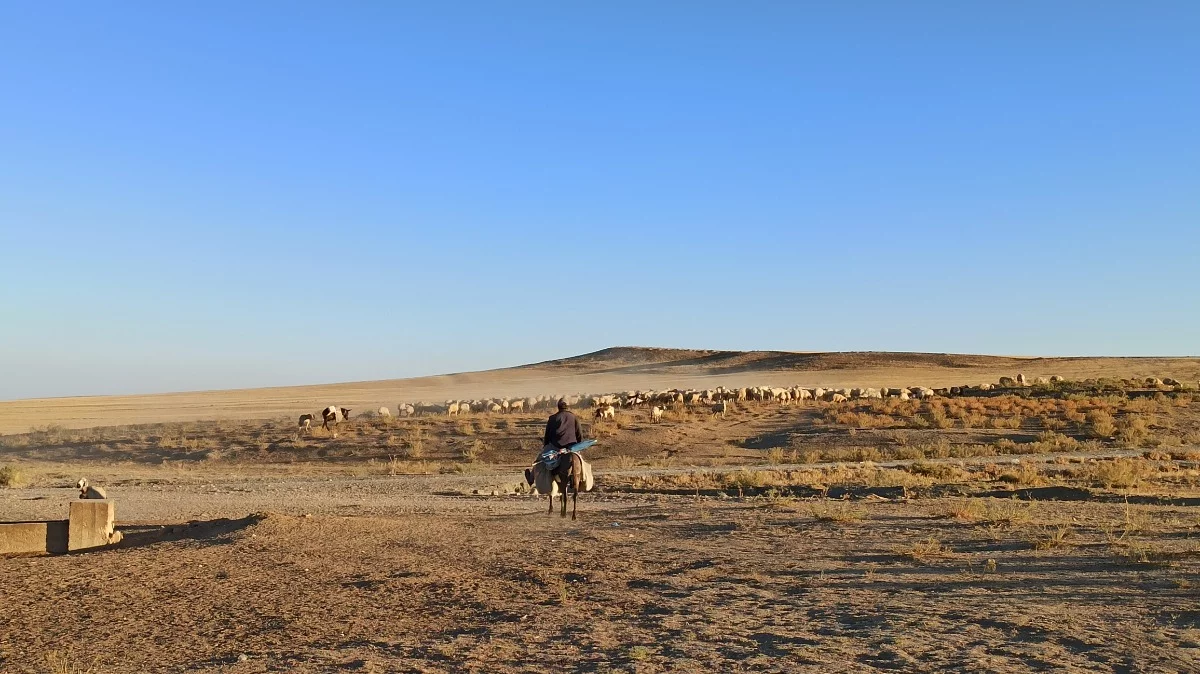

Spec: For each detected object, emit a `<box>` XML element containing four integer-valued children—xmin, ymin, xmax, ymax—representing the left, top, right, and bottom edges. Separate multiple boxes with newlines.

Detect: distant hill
<box><xmin>527</xmin><ymin>346</ymin><xmax>1029</xmax><ymax>375</ymax></box>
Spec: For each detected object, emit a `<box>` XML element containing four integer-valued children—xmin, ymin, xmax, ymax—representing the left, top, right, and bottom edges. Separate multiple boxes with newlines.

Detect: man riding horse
<box><xmin>526</xmin><ymin>399</ymin><xmax>588</xmax><ymax>519</ymax></box>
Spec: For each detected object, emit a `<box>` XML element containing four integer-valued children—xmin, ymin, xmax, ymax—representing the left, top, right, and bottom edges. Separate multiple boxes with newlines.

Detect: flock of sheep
<box><xmin>297</xmin><ymin>373</ymin><xmax>1196</xmax><ymax>433</ymax></box>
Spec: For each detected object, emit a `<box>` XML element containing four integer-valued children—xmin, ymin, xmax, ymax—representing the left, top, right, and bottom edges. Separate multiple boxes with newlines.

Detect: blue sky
<box><xmin>1</xmin><ymin>2</ymin><xmax>1197</xmax><ymax>399</ymax></box>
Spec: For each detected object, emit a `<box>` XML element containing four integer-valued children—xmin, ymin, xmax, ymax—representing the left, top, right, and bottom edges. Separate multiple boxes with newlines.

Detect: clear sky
<box><xmin>1</xmin><ymin>2</ymin><xmax>1197</xmax><ymax>400</ymax></box>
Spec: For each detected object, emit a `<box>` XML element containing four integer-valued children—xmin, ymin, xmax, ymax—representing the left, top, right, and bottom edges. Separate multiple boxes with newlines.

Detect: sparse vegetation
<box><xmin>0</xmin><ymin>464</ymin><xmax>24</xmax><ymax>488</ymax></box>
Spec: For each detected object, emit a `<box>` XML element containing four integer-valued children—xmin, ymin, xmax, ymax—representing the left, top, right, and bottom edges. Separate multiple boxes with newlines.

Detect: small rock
<box><xmin>237</xmin><ymin>653</ymin><xmax>248</xmax><ymax>662</ymax></box>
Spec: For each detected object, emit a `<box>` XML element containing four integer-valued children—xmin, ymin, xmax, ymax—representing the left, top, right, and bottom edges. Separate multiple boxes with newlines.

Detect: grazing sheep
<box><xmin>378</xmin><ymin>406</ymin><xmax>391</xmax><ymax>417</ymax></box>
<box><xmin>829</xmin><ymin>393</ymin><xmax>848</xmax><ymax>403</ymax></box>
<box><xmin>297</xmin><ymin>414</ymin><xmax>315</xmax><ymax>435</ymax></box>
<box><xmin>595</xmin><ymin>404</ymin><xmax>616</xmax><ymax>420</ymax></box>
<box><xmin>1049</xmin><ymin>375</ymin><xmax>1064</xmax><ymax>383</ymax></box>
<box><xmin>711</xmin><ymin>401</ymin><xmax>728</xmax><ymax>417</ymax></box>
<box><xmin>321</xmin><ymin>406</ymin><xmax>351</xmax><ymax>431</ymax></box>
<box><xmin>1016</xmin><ymin>374</ymin><xmax>1027</xmax><ymax>386</ymax></box>
<box><xmin>651</xmin><ymin>406</ymin><xmax>666</xmax><ymax>423</ymax></box>
<box><xmin>76</xmin><ymin>478</ymin><xmax>107</xmax><ymax>500</ymax></box>
<box><xmin>998</xmin><ymin>377</ymin><xmax>1016</xmax><ymax>387</ymax></box>
<box><xmin>447</xmin><ymin>401</ymin><xmax>461</xmax><ymax>416</ymax></box>
<box><xmin>508</xmin><ymin>399</ymin><xmax>525</xmax><ymax>413</ymax></box>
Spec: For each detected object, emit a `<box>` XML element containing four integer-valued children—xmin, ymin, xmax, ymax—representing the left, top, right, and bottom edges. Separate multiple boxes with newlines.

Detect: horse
<box><xmin>525</xmin><ymin>450</ymin><xmax>584</xmax><ymax>520</ymax></box>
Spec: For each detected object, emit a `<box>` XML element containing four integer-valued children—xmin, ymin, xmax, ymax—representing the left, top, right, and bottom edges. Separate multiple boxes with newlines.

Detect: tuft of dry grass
<box><xmin>460</xmin><ymin>439</ymin><xmax>486</xmax><ymax>462</ymax></box>
<box><xmin>1088</xmin><ymin>458</ymin><xmax>1150</xmax><ymax>489</ymax></box>
<box><xmin>809</xmin><ymin>501</ymin><xmax>867</xmax><ymax>523</ymax></box>
<box><xmin>404</xmin><ymin>428</ymin><xmax>425</xmax><ymax>458</ymax></box>
<box><xmin>903</xmin><ymin>536</ymin><xmax>950</xmax><ymax>561</ymax></box>
<box><xmin>1031</xmin><ymin>525</ymin><xmax>1074</xmax><ymax>550</ymax></box>
<box><xmin>44</xmin><ymin>648</ymin><xmax>103</xmax><ymax>674</ymax></box>
<box><xmin>944</xmin><ymin>498</ymin><xmax>985</xmax><ymax>521</ymax></box>
<box><xmin>0</xmin><ymin>464</ymin><xmax>24</xmax><ymax>488</ymax></box>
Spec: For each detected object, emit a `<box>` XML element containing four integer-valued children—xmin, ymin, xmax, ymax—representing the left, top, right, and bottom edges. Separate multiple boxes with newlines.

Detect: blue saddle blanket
<box><xmin>538</xmin><ymin>440</ymin><xmax>597</xmax><ymax>470</ymax></box>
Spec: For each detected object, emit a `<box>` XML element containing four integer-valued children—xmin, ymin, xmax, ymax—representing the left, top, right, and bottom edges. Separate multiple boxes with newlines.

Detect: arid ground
<box><xmin>3</xmin><ymin>349</ymin><xmax>1200</xmax><ymax>673</ymax></box>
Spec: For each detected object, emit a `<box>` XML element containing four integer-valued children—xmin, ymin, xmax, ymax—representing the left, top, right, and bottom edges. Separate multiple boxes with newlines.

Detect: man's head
<box><xmin>557</xmin><ymin>399</ymin><xmax>569</xmax><ymax>411</ymax></box>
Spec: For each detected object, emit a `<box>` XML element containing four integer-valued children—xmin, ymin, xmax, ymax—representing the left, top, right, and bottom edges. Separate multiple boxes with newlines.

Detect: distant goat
<box><xmin>651</xmin><ymin>406</ymin><xmax>665</xmax><ymax>423</ymax></box>
<box><xmin>321</xmin><ymin>406</ymin><xmax>351</xmax><ymax>432</ymax></box>
<box><xmin>297</xmin><ymin>414</ymin><xmax>315</xmax><ymax>435</ymax></box>
<box><xmin>595</xmin><ymin>404</ymin><xmax>616</xmax><ymax>420</ymax></box>
<box><xmin>76</xmin><ymin>478</ymin><xmax>107</xmax><ymax>499</ymax></box>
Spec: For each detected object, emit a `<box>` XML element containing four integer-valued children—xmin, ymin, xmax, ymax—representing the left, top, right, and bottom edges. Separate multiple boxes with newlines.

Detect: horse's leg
<box><xmin>560</xmin><ymin>478</ymin><xmax>567</xmax><ymax>518</ymax></box>
<box><xmin>571</xmin><ymin>476</ymin><xmax>578</xmax><ymax>520</ymax></box>
<box><xmin>547</xmin><ymin>491</ymin><xmax>553</xmax><ymax>515</ymax></box>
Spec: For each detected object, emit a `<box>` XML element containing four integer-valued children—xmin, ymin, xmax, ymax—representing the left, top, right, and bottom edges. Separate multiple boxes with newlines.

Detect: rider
<box><xmin>526</xmin><ymin>398</ymin><xmax>586</xmax><ymax>488</ymax></box>
<box><xmin>544</xmin><ymin>398</ymin><xmax>583</xmax><ymax>452</ymax></box>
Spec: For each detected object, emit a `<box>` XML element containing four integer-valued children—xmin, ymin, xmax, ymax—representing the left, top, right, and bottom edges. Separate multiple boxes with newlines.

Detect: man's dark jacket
<box><xmin>544</xmin><ymin>410</ymin><xmax>583</xmax><ymax>449</ymax></box>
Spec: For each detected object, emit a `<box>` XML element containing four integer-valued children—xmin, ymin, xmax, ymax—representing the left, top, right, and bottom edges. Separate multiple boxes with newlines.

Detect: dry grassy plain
<box><xmin>4</xmin><ymin>349</ymin><xmax>1200</xmax><ymax>673</ymax></box>
<box><xmin>2</xmin><ymin>348</ymin><xmax>1198</xmax><ymax>434</ymax></box>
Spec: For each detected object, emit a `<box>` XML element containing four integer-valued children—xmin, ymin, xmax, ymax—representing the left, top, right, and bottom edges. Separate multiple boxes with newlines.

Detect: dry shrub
<box><xmin>909</xmin><ymin>461</ymin><xmax>967</xmax><ymax>482</ymax></box>
<box><xmin>996</xmin><ymin>463</ymin><xmax>1043</xmax><ymax>487</ymax></box>
<box><xmin>0</xmin><ymin>464</ymin><xmax>24</xmax><ymax>488</ymax></box>
<box><xmin>1039</xmin><ymin>416</ymin><xmax>1067</xmax><ymax>431</ymax></box>
<box><xmin>944</xmin><ymin>498</ymin><xmax>985</xmax><ymax>520</ymax></box>
<box><xmin>1032</xmin><ymin>431</ymin><xmax>1079</xmax><ymax>452</ymax></box>
<box><xmin>610</xmin><ymin>455</ymin><xmax>637</xmax><ymax>470</ymax></box>
<box><xmin>1126</xmin><ymin>397</ymin><xmax>1160</xmax><ymax>414</ymax></box>
<box><xmin>1032</xmin><ymin>525</ymin><xmax>1074</xmax><ymax>550</ymax></box>
<box><xmin>404</xmin><ymin>428</ymin><xmax>425</xmax><ymax>458</ymax></box>
<box><xmin>1086</xmin><ymin>410</ymin><xmax>1116</xmax><ymax>438</ymax></box>
<box><xmin>961</xmin><ymin>413</ymin><xmax>988</xmax><ymax>428</ymax></box>
<box><xmin>989</xmin><ymin>415</ymin><xmax>1022</xmax><ymax>430</ymax></box>
<box><xmin>916</xmin><ymin>438</ymin><xmax>952</xmax><ymax>459</ymax></box>
<box><xmin>461</xmin><ymin>439</ymin><xmax>486</xmax><ymax>462</ymax></box>
<box><xmin>854</xmin><ymin>446</ymin><xmax>883</xmax><ymax>462</ymax></box>
<box><xmin>1116</xmin><ymin>415</ymin><xmax>1151</xmax><ymax>445</ymax></box>
<box><xmin>1090</xmin><ymin>458</ymin><xmax>1150</xmax><ymax>489</ymax></box>
<box><xmin>904</xmin><ymin>536</ymin><xmax>950</xmax><ymax>560</ymax></box>
<box><xmin>765</xmin><ymin>447</ymin><xmax>787</xmax><ymax>465</ymax></box>
<box><xmin>809</xmin><ymin>501</ymin><xmax>867</xmax><ymax>522</ymax></box>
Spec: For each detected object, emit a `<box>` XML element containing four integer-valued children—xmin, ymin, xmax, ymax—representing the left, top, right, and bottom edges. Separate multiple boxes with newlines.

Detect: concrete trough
<box><xmin>0</xmin><ymin>499</ymin><xmax>122</xmax><ymax>556</ymax></box>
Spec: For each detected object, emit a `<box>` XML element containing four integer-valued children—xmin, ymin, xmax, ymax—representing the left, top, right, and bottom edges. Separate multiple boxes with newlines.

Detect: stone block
<box><xmin>68</xmin><ymin>499</ymin><xmax>117</xmax><ymax>551</ymax></box>
<box><xmin>0</xmin><ymin>521</ymin><xmax>69</xmax><ymax>555</ymax></box>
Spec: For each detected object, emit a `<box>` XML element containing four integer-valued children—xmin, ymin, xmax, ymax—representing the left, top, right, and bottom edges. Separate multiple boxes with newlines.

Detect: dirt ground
<box><xmin>2</xmin><ymin>474</ymin><xmax>1200</xmax><ymax>673</ymax></box>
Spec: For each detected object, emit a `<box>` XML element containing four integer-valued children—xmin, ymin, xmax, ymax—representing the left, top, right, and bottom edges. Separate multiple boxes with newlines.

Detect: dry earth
<box><xmin>4</xmin><ymin>349</ymin><xmax>1200</xmax><ymax>673</ymax></box>
<box><xmin>3</xmin><ymin>478</ymin><xmax>1200</xmax><ymax>673</ymax></box>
